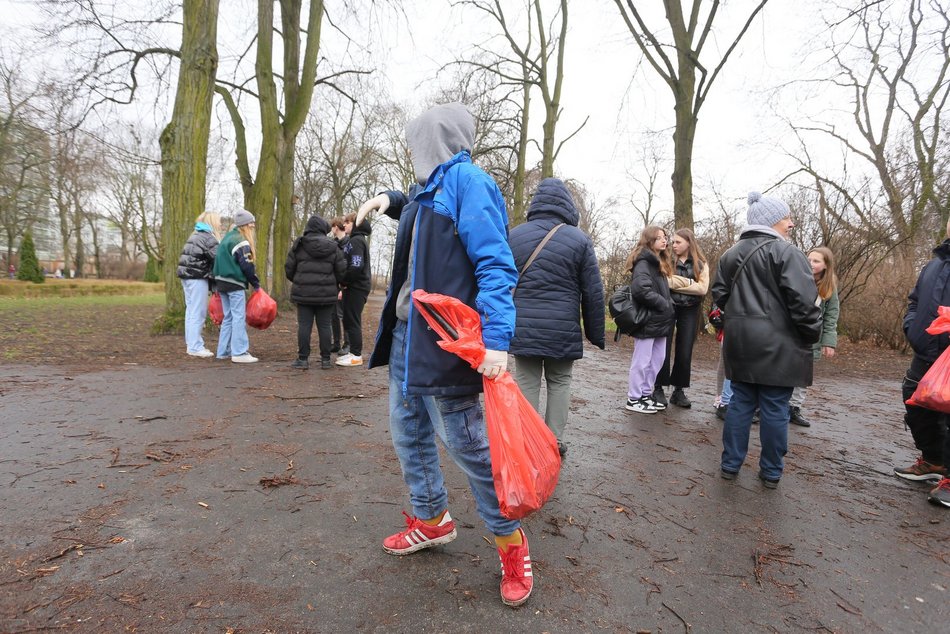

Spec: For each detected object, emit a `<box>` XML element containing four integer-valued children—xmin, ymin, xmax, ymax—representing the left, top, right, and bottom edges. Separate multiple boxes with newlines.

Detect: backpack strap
<box><xmin>512</xmin><ymin>223</ymin><xmax>565</xmax><ymax>295</ymax></box>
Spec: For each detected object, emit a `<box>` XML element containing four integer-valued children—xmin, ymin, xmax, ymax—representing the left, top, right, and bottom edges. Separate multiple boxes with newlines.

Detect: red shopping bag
<box><xmin>411</xmin><ymin>289</ymin><xmax>561</xmax><ymax>519</ymax></box>
<box><xmin>246</xmin><ymin>288</ymin><xmax>278</xmax><ymax>330</ymax></box>
<box><xmin>906</xmin><ymin>306</ymin><xmax>950</xmax><ymax>413</ymax></box>
<box><xmin>208</xmin><ymin>292</ymin><xmax>224</xmax><ymax>326</ymax></box>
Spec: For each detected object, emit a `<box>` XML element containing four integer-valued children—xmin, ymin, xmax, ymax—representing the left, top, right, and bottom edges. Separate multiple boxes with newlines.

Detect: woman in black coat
<box><xmin>624</xmin><ymin>226</ymin><xmax>675</xmax><ymax>414</ymax></box>
<box><xmin>285</xmin><ymin>215</ymin><xmax>346</xmax><ymax>370</ymax></box>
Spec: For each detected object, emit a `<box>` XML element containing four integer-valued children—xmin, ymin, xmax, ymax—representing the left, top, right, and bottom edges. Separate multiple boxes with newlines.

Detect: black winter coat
<box><xmin>285</xmin><ymin>216</ymin><xmax>346</xmax><ymax>305</ymax></box>
<box><xmin>509</xmin><ymin>178</ymin><xmax>605</xmax><ymax>359</ymax></box>
<box><xmin>630</xmin><ymin>250</ymin><xmax>675</xmax><ymax>339</ymax></box>
<box><xmin>711</xmin><ymin>230</ymin><xmax>822</xmax><ymax>387</ymax></box>
<box><xmin>342</xmin><ymin>220</ymin><xmax>372</xmax><ymax>292</ymax></box>
<box><xmin>904</xmin><ymin>239</ymin><xmax>950</xmax><ymax>363</ymax></box>
<box><xmin>176</xmin><ymin>229</ymin><xmax>218</xmax><ymax>280</ymax></box>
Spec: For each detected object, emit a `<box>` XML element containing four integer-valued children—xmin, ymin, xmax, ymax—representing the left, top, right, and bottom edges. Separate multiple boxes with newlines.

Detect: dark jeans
<box><xmin>656</xmin><ymin>302</ymin><xmax>701</xmax><ymax>389</ymax></box>
<box><xmin>297</xmin><ymin>303</ymin><xmax>335</xmax><ymax>361</ymax></box>
<box><xmin>722</xmin><ymin>381</ymin><xmax>793</xmax><ymax>480</ymax></box>
<box><xmin>342</xmin><ymin>288</ymin><xmax>369</xmax><ymax>357</ymax></box>
<box><xmin>331</xmin><ymin>299</ymin><xmax>346</xmax><ymax>348</ymax></box>
<box><xmin>903</xmin><ymin>354</ymin><xmax>950</xmax><ymax>466</ymax></box>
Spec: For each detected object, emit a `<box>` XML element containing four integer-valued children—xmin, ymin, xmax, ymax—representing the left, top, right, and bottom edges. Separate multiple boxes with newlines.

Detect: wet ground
<box><xmin>1</xmin><ymin>295</ymin><xmax>947</xmax><ymax>632</ymax></box>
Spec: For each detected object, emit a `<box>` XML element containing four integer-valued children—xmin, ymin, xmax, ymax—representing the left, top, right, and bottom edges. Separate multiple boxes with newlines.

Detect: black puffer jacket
<box><xmin>630</xmin><ymin>250</ymin><xmax>675</xmax><ymax>339</ymax></box>
<box><xmin>904</xmin><ymin>239</ymin><xmax>950</xmax><ymax>363</ymax></box>
<box><xmin>285</xmin><ymin>216</ymin><xmax>346</xmax><ymax>305</ymax></box>
<box><xmin>711</xmin><ymin>229</ymin><xmax>822</xmax><ymax>387</ymax></box>
<box><xmin>342</xmin><ymin>219</ymin><xmax>372</xmax><ymax>292</ymax></box>
<box><xmin>176</xmin><ymin>228</ymin><xmax>218</xmax><ymax>280</ymax></box>
<box><xmin>509</xmin><ymin>178</ymin><xmax>605</xmax><ymax>359</ymax></box>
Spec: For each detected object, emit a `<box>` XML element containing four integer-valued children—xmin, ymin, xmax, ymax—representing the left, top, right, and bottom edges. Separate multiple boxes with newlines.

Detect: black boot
<box><xmin>651</xmin><ymin>387</ymin><xmax>669</xmax><ymax>409</ymax></box>
<box><xmin>291</xmin><ymin>358</ymin><xmax>309</xmax><ymax>370</ymax></box>
<box><xmin>670</xmin><ymin>388</ymin><xmax>692</xmax><ymax>408</ymax></box>
<box><xmin>789</xmin><ymin>406</ymin><xmax>811</xmax><ymax>427</ymax></box>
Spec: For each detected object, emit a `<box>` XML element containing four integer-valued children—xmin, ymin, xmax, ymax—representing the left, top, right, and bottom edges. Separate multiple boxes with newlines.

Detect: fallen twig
<box><xmin>259</xmin><ymin>474</ymin><xmax>301</xmax><ymax>488</ymax></box>
<box><xmin>662</xmin><ymin>601</ymin><xmax>691</xmax><ymax>632</ymax></box>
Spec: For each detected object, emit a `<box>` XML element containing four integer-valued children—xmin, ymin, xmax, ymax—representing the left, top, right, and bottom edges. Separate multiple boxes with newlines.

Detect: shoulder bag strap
<box><xmin>512</xmin><ymin>223</ymin><xmax>565</xmax><ymax>295</ymax></box>
<box><xmin>728</xmin><ymin>238</ymin><xmax>778</xmax><ymax>294</ymax></box>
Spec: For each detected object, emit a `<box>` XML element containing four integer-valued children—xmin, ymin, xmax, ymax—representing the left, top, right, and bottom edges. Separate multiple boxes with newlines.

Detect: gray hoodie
<box><xmin>406</xmin><ymin>102</ymin><xmax>475</xmax><ymax>184</ymax></box>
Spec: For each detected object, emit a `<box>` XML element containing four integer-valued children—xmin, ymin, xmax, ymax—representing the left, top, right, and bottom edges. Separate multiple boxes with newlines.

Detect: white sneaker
<box><xmin>187</xmin><ymin>348</ymin><xmax>214</xmax><ymax>358</ymax></box>
<box><xmin>231</xmin><ymin>353</ymin><xmax>259</xmax><ymax>364</ymax></box>
<box><xmin>335</xmin><ymin>353</ymin><xmax>363</xmax><ymax>367</ymax></box>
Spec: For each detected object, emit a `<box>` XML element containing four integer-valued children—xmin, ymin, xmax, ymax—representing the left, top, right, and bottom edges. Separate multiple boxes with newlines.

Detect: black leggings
<box><xmin>341</xmin><ymin>288</ymin><xmax>369</xmax><ymax>357</ymax></box>
<box><xmin>903</xmin><ymin>354</ymin><xmax>950</xmax><ymax>466</ymax></box>
<box><xmin>297</xmin><ymin>304</ymin><xmax>335</xmax><ymax>360</ymax></box>
<box><xmin>656</xmin><ymin>302</ymin><xmax>701</xmax><ymax>389</ymax></box>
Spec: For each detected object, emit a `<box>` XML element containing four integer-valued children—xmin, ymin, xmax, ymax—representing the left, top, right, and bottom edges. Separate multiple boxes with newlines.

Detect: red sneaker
<box><xmin>498</xmin><ymin>528</ymin><xmax>533</xmax><ymax>607</ymax></box>
<box><xmin>382</xmin><ymin>511</ymin><xmax>457</xmax><ymax>555</ymax></box>
<box><xmin>894</xmin><ymin>456</ymin><xmax>947</xmax><ymax>482</ymax></box>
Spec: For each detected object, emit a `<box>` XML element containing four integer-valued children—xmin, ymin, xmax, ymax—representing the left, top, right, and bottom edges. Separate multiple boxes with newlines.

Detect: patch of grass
<box><xmin>0</xmin><ymin>293</ymin><xmax>166</xmax><ymax>311</ymax></box>
<box><xmin>0</xmin><ymin>279</ymin><xmax>163</xmax><ymax>298</ymax></box>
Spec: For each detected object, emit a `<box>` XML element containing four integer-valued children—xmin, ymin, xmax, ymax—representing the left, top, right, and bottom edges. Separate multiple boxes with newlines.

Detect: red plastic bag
<box><xmin>906</xmin><ymin>306</ymin><xmax>950</xmax><ymax>413</ymax></box>
<box><xmin>208</xmin><ymin>292</ymin><xmax>223</xmax><ymax>326</ymax></box>
<box><xmin>411</xmin><ymin>289</ymin><xmax>561</xmax><ymax>519</ymax></box>
<box><xmin>246</xmin><ymin>288</ymin><xmax>278</xmax><ymax>330</ymax></box>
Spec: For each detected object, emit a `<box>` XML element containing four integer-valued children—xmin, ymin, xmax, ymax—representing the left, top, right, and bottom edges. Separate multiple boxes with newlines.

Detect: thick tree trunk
<box><xmin>158</xmin><ymin>0</ymin><xmax>219</xmax><ymax>330</ymax></box>
<box><xmin>671</xmin><ymin>91</ymin><xmax>696</xmax><ymax>230</ymax></box>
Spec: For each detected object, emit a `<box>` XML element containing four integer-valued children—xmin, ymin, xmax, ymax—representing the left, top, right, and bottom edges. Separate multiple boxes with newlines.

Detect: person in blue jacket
<box><xmin>356</xmin><ymin>103</ymin><xmax>534</xmax><ymax>608</ymax></box>
<box><xmin>509</xmin><ymin>178</ymin><xmax>605</xmax><ymax>456</ymax></box>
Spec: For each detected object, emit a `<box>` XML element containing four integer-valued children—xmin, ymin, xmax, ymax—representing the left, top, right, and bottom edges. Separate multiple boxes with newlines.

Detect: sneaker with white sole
<box><xmin>231</xmin><ymin>353</ymin><xmax>259</xmax><ymax>364</ymax></box>
<box><xmin>187</xmin><ymin>348</ymin><xmax>214</xmax><ymax>358</ymax></box>
<box><xmin>382</xmin><ymin>511</ymin><xmax>457</xmax><ymax>555</ymax></box>
<box><xmin>894</xmin><ymin>456</ymin><xmax>947</xmax><ymax>482</ymax></box>
<box><xmin>335</xmin><ymin>353</ymin><xmax>363</xmax><ymax>367</ymax></box>
<box><xmin>498</xmin><ymin>528</ymin><xmax>533</xmax><ymax>607</ymax></box>
<box><xmin>625</xmin><ymin>397</ymin><xmax>656</xmax><ymax>414</ymax></box>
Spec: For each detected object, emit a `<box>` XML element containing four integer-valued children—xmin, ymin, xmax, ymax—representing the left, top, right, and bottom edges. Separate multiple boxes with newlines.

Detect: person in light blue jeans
<box><xmin>213</xmin><ymin>210</ymin><xmax>261</xmax><ymax>364</ymax></box>
<box><xmin>176</xmin><ymin>212</ymin><xmax>221</xmax><ymax>358</ymax></box>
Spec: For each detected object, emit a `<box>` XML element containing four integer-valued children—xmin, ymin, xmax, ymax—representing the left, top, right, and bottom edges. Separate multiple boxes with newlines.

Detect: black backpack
<box><xmin>609</xmin><ymin>285</ymin><xmax>649</xmax><ymax>339</ymax></box>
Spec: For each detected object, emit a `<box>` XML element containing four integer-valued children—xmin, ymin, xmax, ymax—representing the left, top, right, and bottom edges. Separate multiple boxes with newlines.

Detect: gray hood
<box><xmin>406</xmin><ymin>103</ymin><xmax>475</xmax><ymax>184</ymax></box>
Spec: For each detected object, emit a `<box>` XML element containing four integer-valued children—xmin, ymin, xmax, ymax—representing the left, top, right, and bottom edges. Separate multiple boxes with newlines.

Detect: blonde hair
<box><xmin>809</xmin><ymin>246</ymin><xmax>838</xmax><ymax>301</ymax></box>
<box><xmin>195</xmin><ymin>212</ymin><xmax>222</xmax><ymax>239</ymax></box>
<box><xmin>625</xmin><ymin>226</ymin><xmax>672</xmax><ymax>277</ymax></box>
<box><xmin>237</xmin><ymin>224</ymin><xmax>256</xmax><ymax>262</ymax></box>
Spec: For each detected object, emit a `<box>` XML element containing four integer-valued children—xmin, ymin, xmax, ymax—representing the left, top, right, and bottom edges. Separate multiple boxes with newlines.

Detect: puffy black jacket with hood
<box><xmin>711</xmin><ymin>229</ymin><xmax>822</xmax><ymax>387</ymax></box>
<box><xmin>904</xmin><ymin>238</ymin><xmax>950</xmax><ymax>363</ymax></box>
<box><xmin>176</xmin><ymin>225</ymin><xmax>218</xmax><ymax>280</ymax></box>
<box><xmin>285</xmin><ymin>216</ymin><xmax>346</xmax><ymax>305</ymax></box>
<box><xmin>342</xmin><ymin>219</ymin><xmax>372</xmax><ymax>292</ymax></box>
<box><xmin>630</xmin><ymin>249</ymin><xmax>675</xmax><ymax>339</ymax></box>
<box><xmin>509</xmin><ymin>178</ymin><xmax>605</xmax><ymax>359</ymax></box>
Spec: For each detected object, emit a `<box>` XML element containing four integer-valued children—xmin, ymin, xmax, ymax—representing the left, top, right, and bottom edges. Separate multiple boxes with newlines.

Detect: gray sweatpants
<box><xmin>512</xmin><ymin>356</ymin><xmax>575</xmax><ymax>440</ymax></box>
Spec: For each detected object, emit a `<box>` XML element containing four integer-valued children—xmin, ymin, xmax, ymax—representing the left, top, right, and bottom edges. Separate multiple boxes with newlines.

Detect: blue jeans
<box><xmin>181</xmin><ymin>279</ymin><xmax>210</xmax><ymax>353</ymax></box>
<box><xmin>216</xmin><ymin>289</ymin><xmax>249</xmax><ymax>358</ymax></box>
<box><xmin>722</xmin><ymin>379</ymin><xmax>733</xmax><ymax>405</ymax></box>
<box><xmin>721</xmin><ymin>381</ymin><xmax>793</xmax><ymax>480</ymax></box>
<box><xmin>388</xmin><ymin>320</ymin><xmax>519</xmax><ymax>536</ymax></box>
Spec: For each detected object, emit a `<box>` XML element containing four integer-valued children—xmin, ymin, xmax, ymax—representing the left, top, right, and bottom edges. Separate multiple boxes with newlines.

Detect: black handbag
<box><xmin>609</xmin><ymin>285</ymin><xmax>650</xmax><ymax>338</ymax></box>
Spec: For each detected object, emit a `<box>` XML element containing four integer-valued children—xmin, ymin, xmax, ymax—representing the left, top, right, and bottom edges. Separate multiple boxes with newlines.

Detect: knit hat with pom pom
<box><xmin>746</xmin><ymin>191</ymin><xmax>790</xmax><ymax>227</ymax></box>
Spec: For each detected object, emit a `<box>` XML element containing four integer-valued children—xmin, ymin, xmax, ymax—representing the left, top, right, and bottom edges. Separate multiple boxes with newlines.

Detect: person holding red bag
<box><xmin>176</xmin><ymin>212</ymin><xmax>221</xmax><ymax>358</ymax></box>
<box><xmin>358</xmin><ymin>103</ymin><xmax>534</xmax><ymax>608</ymax></box>
<box><xmin>895</xmin><ymin>217</ymin><xmax>950</xmax><ymax>508</ymax></box>
<box><xmin>212</xmin><ymin>210</ymin><xmax>260</xmax><ymax>364</ymax></box>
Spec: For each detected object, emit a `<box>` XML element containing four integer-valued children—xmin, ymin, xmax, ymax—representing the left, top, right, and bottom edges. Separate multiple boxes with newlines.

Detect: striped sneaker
<box><xmin>498</xmin><ymin>528</ymin><xmax>533</xmax><ymax>607</ymax></box>
<box><xmin>894</xmin><ymin>457</ymin><xmax>947</xmax><ymax>482</ymax></box>
<box><xmin>382</xmin><ymin>511</ymin><xmax>457</xmax><ymax>555</ymax></box>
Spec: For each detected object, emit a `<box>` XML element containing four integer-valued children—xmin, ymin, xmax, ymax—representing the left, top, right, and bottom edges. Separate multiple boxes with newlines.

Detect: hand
<box><xmin>337</xmin><ymin>290</ymin><xmax>343</xmax><ymax>301</ymax></box>
<box><xmin>822</xmin><ymin>346</ymin><xmax>835</xmax><ymax>358</ymax></box>
<box><xmin>477</xmin><ymin>349</ymin><xmax>508</xmax><ymax>381</ymax></box>
<box><xmin>357</xmin><ymin>194</ymin><xmax>390</xmax><ymax>226</ymax></box>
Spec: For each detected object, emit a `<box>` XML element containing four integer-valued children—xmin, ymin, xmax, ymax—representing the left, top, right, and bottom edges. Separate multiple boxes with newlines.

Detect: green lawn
<box><xmin>0</xmin><ymin>293</ymin><xmax>165</xmax><ymax>311</ymax></box>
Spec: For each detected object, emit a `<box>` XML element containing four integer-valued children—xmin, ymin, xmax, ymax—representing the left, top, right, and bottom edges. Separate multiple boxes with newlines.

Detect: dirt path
<box><xmin>1</xmin><ymin>296</ymin><xmax>946</xmax><ymax>632</ymax></box>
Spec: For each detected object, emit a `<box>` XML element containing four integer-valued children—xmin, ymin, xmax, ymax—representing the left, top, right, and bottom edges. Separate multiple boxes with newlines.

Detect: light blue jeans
<box><xmin>388</xmin><ymin>320</ymin><xmax>519</xmax><ymax>536</ymax></box>
<box><xmin>181</xmin><ymin>279</ymin><xmax>210</xmax><ymax>353</ymax></box>
<box><xmin>216</xmin><ymin>289</ymin><xmax>249</xmax><ymax>358</ymax></box>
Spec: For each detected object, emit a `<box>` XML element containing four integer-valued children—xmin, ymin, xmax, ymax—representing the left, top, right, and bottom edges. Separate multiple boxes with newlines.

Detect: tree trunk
<box><xmin>157</xmin><ymin>0</ymin><xmax>219</xmax><ymax>330</ymax></box>
<box><xmin>671</xmin><ymin>89</ymin><xmax>696</xmax><ymax>230</ymax></box>
<box><xmin>512</xmin><ymin>80</ymin><xmax>530</xmax><ymax>225</ymax></box>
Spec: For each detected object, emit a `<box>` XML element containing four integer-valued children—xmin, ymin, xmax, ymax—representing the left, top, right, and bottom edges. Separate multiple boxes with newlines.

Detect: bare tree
<box><xmin>612</xmin><ymin>0</ymin><xmax>770</xmax><ymax>229</ymax></box>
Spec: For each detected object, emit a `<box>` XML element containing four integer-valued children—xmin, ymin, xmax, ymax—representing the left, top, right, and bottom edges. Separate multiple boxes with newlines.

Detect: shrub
<box><xmin>143</xmin><ymin>254</ymin><xmax>161</xmax><ymax>283</ymax></box>
<box><xmin>16</xmin><ymin>233</ymin><xmax>44</xmax><ymax>284</ymax></box>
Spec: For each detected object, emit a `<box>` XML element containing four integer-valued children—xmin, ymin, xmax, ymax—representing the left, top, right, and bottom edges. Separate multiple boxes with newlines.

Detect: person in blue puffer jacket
<box><xmin>356</xmin><ymin>103</ymin><xmax>534</xmax><ymax>608</ymax></box>
<box><xmin>509</xmin><ymin>178</ymin><xmax>605</xmax><ymax>456</ymax></box>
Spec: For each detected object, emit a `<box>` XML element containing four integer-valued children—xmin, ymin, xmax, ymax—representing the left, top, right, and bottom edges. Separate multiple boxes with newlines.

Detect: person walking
<box><xmin>285</xmin><ymin>215</ymin><xmax>346</xmax><ymax>370</ymax></box>
<box><xmin>624</xmin><ymin>226</ymin><xmax>675</xmax><ymax>415</ymax></box>
<box><xmin>787</xmin><ymin>246</ymin><xmax>840</xmax><ymax>427</ymax></box>
<box><xmin>329</xmin><ymin>217</ymin><xmax>349</xmax><ymax>357</ymax></box>
<box><xmin>213</xmin><ymin>210</ymin><xmax>260</xmax><ymax>364</ymax></box>
<box><xmin>336</xmin><ymin>212</ymin><xmax>372</xmax><ymax>367</ymax></box>
<box><xmin>654</xmin><ymin>228</ymin><xmax>709</xmax><ymax>409</ymax></box>
<box><xmin>176</xmin><ymin>212</ymin><xmax>221</xmax><ymax>358</ymax></box>
<box><xmin>894</xmin><ymin>217</ymin><xmax>950</xmax><ymax>508</ymax></box>
<box><xmin>711</xmin><ymin>192</ymin><xmax>822</xmax><ymax>488</ymax></box>
<box><xmin>357</xmin><ymin>102</ymin><xmax>534</xmax><ymax>608</ymax></box>
<box><xmin>509</xmin><ymin>177</ymin><xmax>605</xmax><ymax>457</ymax></box>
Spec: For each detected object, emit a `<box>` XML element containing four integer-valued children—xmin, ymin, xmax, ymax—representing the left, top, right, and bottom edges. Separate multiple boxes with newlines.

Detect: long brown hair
<box><xmin>810</xmin><ymin>246</ymin><xmax>837</xmax><ymax>300</ymax></box>
<box><xmin>673</xmin><ymin>228</ymin><xmax>707</xmax><ymax>275</ymax></box>
<box><xmin>626</xmin><ymin>225</ymin><xmax>672</xmax><ymax>277</ymax></box>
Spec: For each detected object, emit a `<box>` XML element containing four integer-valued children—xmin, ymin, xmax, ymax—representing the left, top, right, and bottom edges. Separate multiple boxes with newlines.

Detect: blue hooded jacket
<box><xmin>904</xmin><ymin>239</ymin><xmax>950</xmax><ymax>362</ymax></box>
<box><xmin>508</xmin><ymin>178</ymin><xmax>605</xmax><ymax>359</ymax></box>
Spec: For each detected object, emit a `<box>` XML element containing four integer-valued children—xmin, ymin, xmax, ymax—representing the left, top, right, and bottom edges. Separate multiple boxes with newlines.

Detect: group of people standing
<box><xmin>175</xmin><ymin>209</ymin><xmax>372</xmax><ymax>369</ymax></box>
